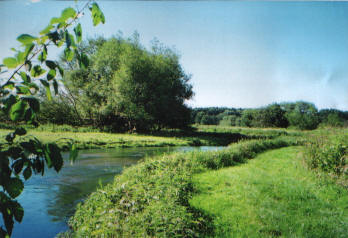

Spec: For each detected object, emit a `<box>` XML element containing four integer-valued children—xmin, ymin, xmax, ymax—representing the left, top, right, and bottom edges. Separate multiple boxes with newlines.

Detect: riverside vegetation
<box><xmin>53</xmin><ymin>126</ymin><xmax>346</xmax><ymax>237</ymax></box>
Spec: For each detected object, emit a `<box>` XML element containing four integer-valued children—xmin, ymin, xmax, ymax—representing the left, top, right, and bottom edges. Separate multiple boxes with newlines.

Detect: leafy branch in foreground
<box><xmin>0</xmin><ymin>1</ymin><xmax>105</xmax><ymax>236</ymax></box>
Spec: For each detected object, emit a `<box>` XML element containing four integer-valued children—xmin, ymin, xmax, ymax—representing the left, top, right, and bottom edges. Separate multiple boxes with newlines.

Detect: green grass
<box><xmin>191</xmin><ymin>147</ymin><xmax>348</xmax><ymax>237</ymax></box>
<box><xmin>66</xmin><ymin>138</ymin><xmax>301</xmax><ymax>237</ymax></box>
<box><xmin>0</xmin><ymin>124</ymin><xmax>297</xmax><ymax>150</ymax></box>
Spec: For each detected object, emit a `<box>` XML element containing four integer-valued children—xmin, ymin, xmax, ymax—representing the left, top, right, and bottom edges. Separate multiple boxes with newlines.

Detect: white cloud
<box><xmin>31</xmin><ymin>0</ymin><xmax>41</xmax><ymax>3</ymax></box>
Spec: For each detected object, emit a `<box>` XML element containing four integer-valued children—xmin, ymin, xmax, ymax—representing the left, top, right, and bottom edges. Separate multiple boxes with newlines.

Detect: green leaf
<box><xmin>25</xmin><ymin>60</ymin><xmax>32</xmax><ymax>72</ymax></box>
<box><xmin>73</xmin><ymin>23</ymin><xmax>82</xmax><ymax>43</ymax></box>
<box><xmin>40</xmin><ymin>80</ymin><xmax>52</xmax><ymax>101</ymax></box>
<box><xmin>9</xmin><ymin>100</ymin><xmax>27</xmax><ymax>121</ymax></box>
<box><xmin>40</xmin><ymin>24</ymin><xmax>53</xmax><ymax>35</ymax></box>
<box><xmin>31</xmin><ymin>65</ymin><xmax>46</xmax><ymax>77</ymax></box>
<box><xmin>16</xmin><ymin>51</ymin><xmax>26</xmax><ymax>64</ymax></box>
<box><xmin>15</xmin><ymin>86</ymin><xmax>31</xmax><ymax>95</ymax></box>
<box><xmin>11</xmin><ymin>201</ymin><xmax>24</xmax><ymax>223</ymax></box>
<box><xmin>53</xmin><ymin>79</ymin><xmax>59</xmax><ymax>95</ymax></box>
<box><xmin>2</xmin><ymin>95</ymin><xmax>17</xmax><ymax>114</ymax></box>
<box><xmin>47</xmin><ymin>69</ymin><xmax>56</xmax><ymax>81</ymax></box>
<box><xmin>23</xmin><ymin>82</ymin><xmax>39</xmax><ymax>94</ymax></box>
<box><xmin>69</xmin><ymin>143</ymin><xmax>79</xmax><ymax>163</ymax></box>
<box><xmin>3</xmin><ymin>81</ymin><xmax>15</xmax><ymax>90</ymax></box>
<box><xmin>80</xmin><ymin>53</ymin><xmax>89</xmax><ymax>69</ymax></box>
<box><xmin>45</xmin><ymin>143</ymin><xmax>63</xmax><ymax>172</ymax></box>
<box><xmin>47</xmin><ymin>31</ymin><xmax>60</xmax><ymax>44</ymax></box>
<box><xmin>61</xmin><ymin>7</ymin><xmax>76</xmax><ymax>21</ymax></box>
<box><xmin>13</xmin><ymin>159</ymin><xmax>24</xmax><ymax>174</ymax></box>
<box><xmin>65</xmin><ymin>30</ymin><xmax>71</xmax><ymax>48</ymax></box>
<box><xmin>24</xmin><ymin>108</ymin><xmax>35</xmax><ymax>123</ymax></box>
<box><xmin>50</xmin><ymin>17</ymin><xmax>62</xmax><ymax>25</ymax></box>
<box><xmin>64</xmin><ymin>47</ymin><xmax>74</xmax><ymax>61</ymax></box>
<box><xmin>38</xmin><ymin>45</ymin><xmax>47</xmax><ymax>63</ymax></box>
<box><xmin>24</xmin><ymin>43</ymin><xmax>35</xmax><ymax>60</ymax></box>
<box><xmin>5</xmin><ymin>178</ymin><xmax>24</xmax><ymax>198</ymax></box>
<box><xmin>45</xmin><ymin>60</ymin><xmax>57</xmax><ymax>70</ymax></box>
<box><xmin>17</xmin><ymin>34</ymin><xmax>37</xmax><ymax>45</ymax></box>
<box><xmin>22</xmin><ymin>96</ymin><xmax>40</xmax><ymax>113</ymax></box>
<box><xmin>57</xmin><ymin>64</ymin><xmax>64</xmax><ymax>76</ymax></box>
<box><xmin>3</xmin><ymin>57</ymin><xmax>18</xmax><ymax>69</ymax></box>
<box><xmin>20</xmin><ymin>72</ymin><xmax>31</xmax><ymax>83</ymax></box>
<box><xmin>69</xmin><ymin>33</ymin><xmax>76</xmax><ymax>49</ymax></box>
<box><xmin>23</xmin><ymin>166</ymin><xmax>32</xmax><ymax>180</ymax></box>
<box><xmin>91</xmin><ymin>2</ymin><xmax>105</xmax><ymax>26</ymax></box>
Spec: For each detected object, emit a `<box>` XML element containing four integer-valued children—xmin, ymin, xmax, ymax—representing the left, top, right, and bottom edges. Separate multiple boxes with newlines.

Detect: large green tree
<box><xmin>64</xmin><ymin>35</ymin><xmax>193</xmax><ymax>132</ymax></box>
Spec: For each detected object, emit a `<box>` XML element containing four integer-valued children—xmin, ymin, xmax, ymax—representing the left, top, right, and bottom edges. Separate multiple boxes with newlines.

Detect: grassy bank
<box><xmin>0</xmin><ymin>124</ymin><xmax>297</xmax><ymax>150</ymax></box>
<box><xmin>191</xmin><ymin>147</ymin><xmax>348</xmax><ymax>237</ymax></box>
<box><xmin>65</xmin><ymin>137</ymin><xmax>302</xmax><ymax>237</ymax></box>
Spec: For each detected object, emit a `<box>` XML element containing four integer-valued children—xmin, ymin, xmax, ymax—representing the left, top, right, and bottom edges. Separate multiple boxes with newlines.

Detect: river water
<box><xmin>10</xmin><ymin>146</ymin><xmax>223</xmax><ymax>238</ymax></box>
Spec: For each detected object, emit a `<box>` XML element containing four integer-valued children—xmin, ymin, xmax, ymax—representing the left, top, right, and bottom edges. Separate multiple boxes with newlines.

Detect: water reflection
<box><xmin>12</xmin><ymin>146</ymin><xmax>223</xmax><ymax>238</ymax></box>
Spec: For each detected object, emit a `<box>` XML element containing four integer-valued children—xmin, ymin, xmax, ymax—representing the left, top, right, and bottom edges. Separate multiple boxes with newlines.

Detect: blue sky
<box><xmin>1</xmin><ymin>0</ymin><xmax>348</xmax><ymax>110</ymax></box>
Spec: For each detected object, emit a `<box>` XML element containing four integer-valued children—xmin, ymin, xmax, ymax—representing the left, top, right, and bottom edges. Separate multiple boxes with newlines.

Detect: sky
<box><xmin>1</xmin><ymin>0</ymin><xmax>348</xmax><ymax>110</ymax></box>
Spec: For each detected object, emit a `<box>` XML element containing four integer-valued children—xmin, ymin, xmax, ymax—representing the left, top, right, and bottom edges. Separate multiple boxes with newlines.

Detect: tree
<box><xmin>63</xmin><ymin>35</ymin><xmax>193</xmax><ymax>132</ymax></box>
<box><xmin>285</xmin><ymin>101</ymin><xmax>319</xmax><ymax>130</ymax></box>
<box><xmin>0</xmin><ymin>1</ymin><xmax>104</xmax><ymax>236</ymax></box>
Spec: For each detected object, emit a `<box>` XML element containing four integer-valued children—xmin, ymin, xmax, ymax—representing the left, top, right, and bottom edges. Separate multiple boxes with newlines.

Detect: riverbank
<box><xmin>65</xmin><ymin>137</ymin><xmax>303</xmax><ymax>237</ymax></box>
<box><xmin>0</xmin><ymin>125</ymin><xmax>294</xmax><ymax>150</ymax></box>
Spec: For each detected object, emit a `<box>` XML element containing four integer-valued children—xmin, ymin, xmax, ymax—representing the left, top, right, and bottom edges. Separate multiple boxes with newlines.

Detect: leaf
<box><xmin>53</xmin><ymin>79</ymin><xmax>59</xmax><ymax>95</ymax></box>
<box><xmin>23</xmin><ymin>82</ymin><xmax>39</xmax><ymax>94</ymax></box>
<box><xmin>69</xmin><ymin>143</ymin><xmax>79</xmax><ymax>163</ymax></box>
<box><xmin>47</xmin><ymin>31</ymin><xmax>60</xmax><ymax>44</ymax></box>
<box><xmin>5</xmin><ymin>178</ymin><xmax>24</xmax><ymax>198</ymax></box>
<box><xmin>57</xmin><ymin>64</ymin><xmax>64</xmax><ymax>76</ymax></box>
<box><xmin>24</xmin><ymin>108</ymin><xmax>35</xmax><ymax>123</ymax></box>
<box><xmin>24</xmin><ymin>43</ymin><xmax>35</xmax><ymax>60</ymax></box>
<box><xmin>17</xmin><ymin>34</ymin><xmax>37</xmax><ymax>45</ymax></box>
<box><xmin>38</xmin><ymin>46</ymin><xmax>47</xmax><ymax>63</ymax></box>
<box><xmin>61</xmin><ymin>7</ymin><xmax>76</xmax><ymax>21</ymax></box>
<box><xmin>45</xmin><ymin>143</ymin><xmax>63</xmax><ymax>172</ymax></box>
<box><xmin>73</xmin><ymin>23</ymin><xmax>82</xmax><ymax>43</ymax></box>
<box><xmin>80</xmin><ymin>53</ymin><xmax>89</xmax><ymax>69</ymax></box>
<box><xmin>64</xmin><ymin>47</ymin><xmax>74</xmax><ymax>61</ymax></box>
<box><xmin>40</xmin><ymin>80</ymin><xmax>52</xmax><ymax>101</ymax></box>
<box><xmin>69</xmin><ymin>33</ymin><xmax>76</xmax><ymax>48</ymax></box>
<box><xmin>65</xmin><ymin>30</ymin><xmax>71</xmax><ymax>48</ymax></box>
<box><xmin>45</xmin><ymin>60</ymin><xmax>57</xmax><ymax>70</ymax></box>
<box><xmin>2</xmin><ymin>95</ymin><xmax>17</xmax><ymax>114</ymax></box>
<box><xmin>47</xmin><ymin>69</ymin><xmax>56</xmax><ymax>81</ymax></box>
<box><xmin>3</xmin><ymin>81</ymin><xmax>15</xmax><ymax>90</ymax></box>
<box><xmin>3</xmin><ymin>57</ymin><xmax>18</xmax><ymax>69</ymax></box>
<box><xmin>11</xmin><ymin>201</ymin><xmax>24</xmax><ymax>223</ymax></box>
<box><xmin>91</xmin><ymin>2</ymin><xmax>105</xmax><ymax>26</ymax></box>
<box><xmin>15</xmin><ymin>86</ymin><xmax>31</xmax><ymax>95</ymax></box>
<box><xmin>12</xmin><ymin>159</ymin><xmax>24</xmax><ymax>175</ymax></box>
<box><xmin>50</xmin><ymin>17</ymin><xmax>62</xmax><ymax>25</ymax></box>
<box><xmin>25</xmin><ymin>60</ymin><xmax>32</xmax><ymax>72</ymax></box>
<box><xmin>40</xmin><ymin>24</ymin><xmax>53</xmax><ymax>35</ymax></box>
<box><xmin>14</xmin><ymin>127</ymin><xmax>26</xmax><ymax>136</ymax></box>
<box><xmin>22</xmin><ymin>96</ymin><xmax>40</xmax><ymax>113</ymax></box>
<box><xmin>20</xmin><ymin>72</ymin><xmax>31</xmax><ymax>83</ymax></box>
<box><xmin>9</xmin><ymin>100</ymin><xmax>27</xmax><ymax>121</ymax></box>
<box><xmin>16</xmin><ymin>51</ymin><xmax>26</xmax><ymax>64</ymax></box>
<box><xmin>23</xmin><ymin>166</ymin><xmax>32</xmax><ymax>180</ymax></box>
<box><xmin>30</xmin><ymin>65</ymin><xmax>46</xmax><ymax>77</ymax></box>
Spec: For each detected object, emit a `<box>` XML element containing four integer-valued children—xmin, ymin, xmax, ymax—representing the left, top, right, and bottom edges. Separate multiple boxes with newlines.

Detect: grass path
<box><xmin>190</xmin><ymin>147</ymin><xmax>348</xmax><ymax>237</ymax></box>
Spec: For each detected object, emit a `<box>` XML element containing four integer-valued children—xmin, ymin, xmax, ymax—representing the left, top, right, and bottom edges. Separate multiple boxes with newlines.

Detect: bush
<box><xmin>305</xmin><ymin>135</ymin><xmax>347</xmax><ymax>176</ymax></box>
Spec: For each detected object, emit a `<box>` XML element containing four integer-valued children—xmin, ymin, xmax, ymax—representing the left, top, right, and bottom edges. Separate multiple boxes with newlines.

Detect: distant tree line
<box><xmin>192</xmin><ymin>102</ymin><xmax>348</xmax><ymax>130</ymax></box>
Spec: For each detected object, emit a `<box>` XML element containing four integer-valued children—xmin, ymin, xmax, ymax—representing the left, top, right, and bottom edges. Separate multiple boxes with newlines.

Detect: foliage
<box><xmin>62</xmin><ymin>35</ymin><xmax>193</xmax><ymax>132</ymax></box>
<box><xmin>305</xmin><ymin>134</ymin><xmax>347</xmax><ymax>178</ymax></box>
<box><xmin>284</xmin><ymin>101</ymin><xmax>320</xmax><ymax>130</ymax></box>
<box><xmin>0</xmin><ymin>1</ymin><xmax>104</xmax><ymax>235</ymax></box>
<box><xmin>191</xmin><ymin>147</ymin><xmax>348</xmax><ymax>237</ymax></box>
<box><xmin>68</xmin><ymin>137</ymin><xmax>301</xmax><ymax>236</ymax></box>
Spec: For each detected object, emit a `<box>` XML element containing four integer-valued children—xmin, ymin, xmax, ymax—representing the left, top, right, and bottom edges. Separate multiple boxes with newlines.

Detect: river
<box><xmin>10</xmin><ymin>146</ymin><xmax>223</xmax><ymax>238</ymax></box>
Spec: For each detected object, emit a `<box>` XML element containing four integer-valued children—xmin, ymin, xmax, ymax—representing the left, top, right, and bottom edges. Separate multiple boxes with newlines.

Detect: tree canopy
<box><xmin>63</xmin><ymin>35</ymin><xmax>193</xmax><ymax>132</ymax></box>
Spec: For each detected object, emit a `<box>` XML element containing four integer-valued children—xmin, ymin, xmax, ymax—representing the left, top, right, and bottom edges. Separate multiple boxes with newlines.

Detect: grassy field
<box><xmin>191</xmin><ymin>147</ymin><xmax>348</xmax><ymax>237</ymax></box>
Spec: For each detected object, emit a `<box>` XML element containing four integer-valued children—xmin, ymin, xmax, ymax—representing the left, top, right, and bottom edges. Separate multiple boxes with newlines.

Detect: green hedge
<box><xmin>67</xmin><ymin>137</ymin><xmax>303</xmax><ymax>237</ymax></box>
